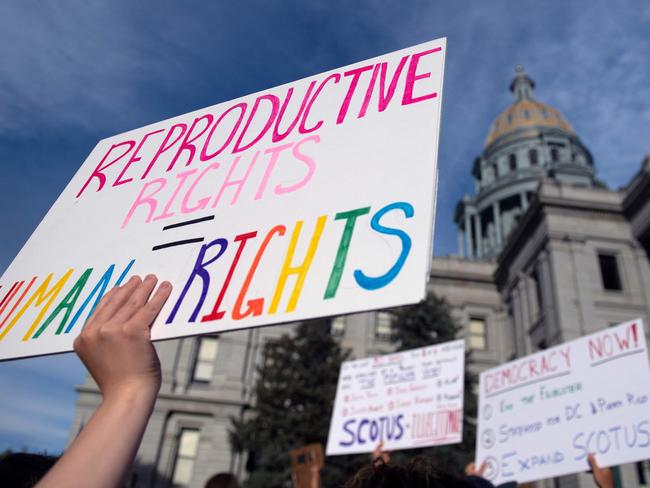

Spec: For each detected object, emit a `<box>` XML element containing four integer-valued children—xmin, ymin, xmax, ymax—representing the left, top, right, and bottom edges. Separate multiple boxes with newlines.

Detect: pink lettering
<box><xmin>272</xmin><ymin>81</ymin><xmax>317</xmax><ymax>143</ymax></box>
<box><xmin>200</xmin><ymin>102</ymin><xmax>247</xmax><ymax>161</ymax></box>
<box><xmin>402</xmin><ymin>47</ymin><xmax>441</xmax><ymax>105</ymax></box>
<box><xmin>255</xmin><ymin>142</ymin><xmax>293</xmax><ymax>200</ymax></box>
<box><xmin>168</xmin><ymin>114</ymin><xmax>214</xmax><ymax>171</ymax></box>
<box><xmin>143</xmin><ymin>123</ymin><xmax>188</xmax><ymax>179</ymax></box>
<box><xmin>77</xmin><ymin>141</ymin><xmax>135</xmax><ymax>198</ymax></box>
<box><xmin>359</xmin><ymin>56</ymin><xmax>409</xmax><ymax>118</ymax></box>
<box><xmin>299</xmin><ymin>73</ymin><xmax>341</xmax><ymax>133</ymax></box>
<box><xmin>614</xmin><ymin>328</ymin><xmax>632</xmax><ymax>350</ymax></box>
<box><xmin>233</xmin><ymin>94</ymin><xmax>280</xmax><ymax>153</ymax></box>
<box><xmin>182</xmin><ymin>162</ymin><xmax>220</xmax><ymax>213</ymax></box>
<box><xmin>114</xmin><ymin>129</ymin><xmax>165</xmax><ymax>186</ymax></box>
<box><xmin>153</xmin><ymin>169</ymin><xmax>198</xmax><ymax>221</ymax></box>
<box><xmin>337</xmin><ymin>64</ymin><xmax>374</xmax><ymax>125</ymax></box>
<box><xmin>274</xmin><ymin>135</ymin><xmax>319</xmax><ymax>195</ymax></box>
<box><xmin>558</xmin><ymin>346</ymin><xmax>572</xmax><ymax>368</ymax></box>
<box><xmin>211</xmin><ymin>153</ymin><xmax>259</xmax><ymax>208</ymax></box>
<box><xmin>121</xmin><ymin>178</ymin><xmax>167</xmax><ymax>228</ymax></box>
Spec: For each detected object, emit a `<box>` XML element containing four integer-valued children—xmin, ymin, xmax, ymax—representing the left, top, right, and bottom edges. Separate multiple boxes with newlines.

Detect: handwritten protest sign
<box><xmin>476</xmin><ymin>319</ymin><xmax>650</xmax><ymax>484</ymax></box>
<box><xmin>326</xmin><ymin>339</ymin><xmax>464</xmax><ymax>455</ymax></box>
<box><xmin>0</xmin><ymin>39</ymin><xmax>446</xmax><ymax>360</ymax></box>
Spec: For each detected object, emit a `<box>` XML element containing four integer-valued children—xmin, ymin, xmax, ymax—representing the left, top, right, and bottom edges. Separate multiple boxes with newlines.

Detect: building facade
<box><xmin>68</xmin><ymin>70</ymin><xmax>650</xmax><ymax>487</ymax></box>
<box><xmin>449</xmin><ymin>68</ymin><xmax>650</xmax><ymax>487</ymax></box>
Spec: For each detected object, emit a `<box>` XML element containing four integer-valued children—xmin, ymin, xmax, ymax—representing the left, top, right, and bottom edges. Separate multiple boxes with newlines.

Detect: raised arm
<box><xmin>372</xmin><ymin>441</ymin><xmax>391</xmax><ymax>465</ymax></box>
<box><xmin>37</xmin><ymin>274</ymin><xmax>172</xmax><ymax>488</ymax></box>
<box><xmin>588</xmin><ymin>453</ymin><xmax>614</xmax><ymax>488</ymax></box>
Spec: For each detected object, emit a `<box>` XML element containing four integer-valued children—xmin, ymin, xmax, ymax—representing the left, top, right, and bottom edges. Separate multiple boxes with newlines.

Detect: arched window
<box><xmin>529</xmin><ymin>149</ymin><xmax>538</xmax><ymax>165</ymax></box>
<box><xmin>550</xmin><ymin>148</ymin><xmax>559</xmax><ymax>162</ymax></box>
<box><xmin>509</xmin><ymin>154</ymin><xmax>517</xmax><ymax>171</ymax></box>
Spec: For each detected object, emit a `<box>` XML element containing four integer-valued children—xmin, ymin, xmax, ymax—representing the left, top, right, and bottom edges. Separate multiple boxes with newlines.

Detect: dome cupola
<box><xmin>485</xmin><ymin>66</ymin><xmax>574</xmax><ymax>148</ymax></box>
<box><xmin>455</xmin><ymin>67</ymin><xmax>596</xmax><ymax>260</ymax></box>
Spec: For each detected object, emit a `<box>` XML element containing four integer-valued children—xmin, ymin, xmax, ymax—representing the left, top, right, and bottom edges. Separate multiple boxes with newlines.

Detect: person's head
<box><xmin>465</xmin><ymin>475</ymin><xmax>503</xmax><ymax>488</ymax></box>
<box><xmin>0</xmin><ymin>452</ymin><xmax>59</xmax><ymax>488</ymax></box>
<box><xmin>205</xmin><ymin>472</ymin><xmax>240</xmax><ymax>488</ymax></box>
<box><xmin>345</xmin><ymin>456</ymin><xmax>473</xmax><ymax>488</ymax></box>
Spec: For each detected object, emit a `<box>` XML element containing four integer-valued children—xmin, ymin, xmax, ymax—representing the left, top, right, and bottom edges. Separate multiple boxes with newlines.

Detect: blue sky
<box><xmin>1</xmin><ymin>0</ymin><xmax>649</xmax><ymax>454</ymax></box>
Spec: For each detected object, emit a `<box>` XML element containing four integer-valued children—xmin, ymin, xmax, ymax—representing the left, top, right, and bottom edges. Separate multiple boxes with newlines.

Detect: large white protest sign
<box><xmin>476</xmin><ymin>319</ymin><xmax>650</xmax><ymax>485</ymax></box>
<box><xmin>326</xmin><ymin>339</ymin><xmax>465</xmax><ymax>455</ymax></box>
<box><xmin>0</xmin><ymin>39</ymin><xmax>446</xmax><ymax>360</ymax></box>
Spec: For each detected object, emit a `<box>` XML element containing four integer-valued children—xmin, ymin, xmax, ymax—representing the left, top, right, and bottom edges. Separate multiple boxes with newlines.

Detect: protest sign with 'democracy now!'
<box><xmin>0</xmin><ymin>38</ymin><xmax>446</xmax><ymax>361</ymax></box>
<box><xmin>476</xmin><ymin>319</ymin><xmax>650</xmax><ymax>485</ymax></box>
<box><xmin>326</xmin><ymin>340</ymin><xmax>465</xmax><ymax>455</ymax></box>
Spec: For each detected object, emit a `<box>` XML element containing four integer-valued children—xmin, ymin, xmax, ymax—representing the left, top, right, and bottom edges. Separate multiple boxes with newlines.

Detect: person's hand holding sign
<box><xmin>37</xmin><ymin>275</ymin><xmax>172</xmax><ymax>488</ymax></box>
<box><xmin>74</xmin><ymin>274</ymin><xmax>169</xmax><ymax>400</ymax></box>
<box><xmin>464</xmin><ymin>461</ymin><xmax>487</xmax><ymax>477</ymax></box>
<box><xmin>371</xmin><ymin>441</ymin><xmax>391</xmax><ymax>465</ymax></box>
<box><xmin>588</xmin><ymin>453</ymin><xmax>614</xmax><ymax>488</ymax></box>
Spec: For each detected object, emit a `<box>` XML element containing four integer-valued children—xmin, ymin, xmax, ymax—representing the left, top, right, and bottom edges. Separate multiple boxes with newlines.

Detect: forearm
<box><xmin>37</xmin><ymin>387</ymin><xmax>157</xmax><ymax>488</ymax></box>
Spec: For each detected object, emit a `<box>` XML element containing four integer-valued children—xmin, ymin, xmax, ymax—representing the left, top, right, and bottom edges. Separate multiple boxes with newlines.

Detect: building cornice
<box><xmin>75</xmin><ymin>385</ymin><xmax>249</xmax><ymax>408</ymax></box>
<box><xmin>483</xmin><ymin>126</ymin><xmax>589</xmax><ymax>160</ymax></box>
<box><xmin>495</xmin><ymin>180</ymin><xmax>624</xmax><ymax>287</ymax></box>
<box><xmin>622</xmin><ymin>155</ymin><xmax>650</xmax><ymax>219</ymax></box>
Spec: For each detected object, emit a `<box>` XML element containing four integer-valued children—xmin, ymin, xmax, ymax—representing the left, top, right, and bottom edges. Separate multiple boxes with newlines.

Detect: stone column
<box><xmin>493</xmin><ymin>201</ymin><xmax>503</xmax><ymax>247</ymax></box>
<box><xmin>522</xmin><ymin>272</ymin><xmax>535</xmax><ymax>323</ymax></box>
<box><xmin>510</xmin><ymin>287</ymin><xmax>525</xmax><ymax>357</ymax></box>
<box><xmin>548</xmin><ymin>239</ymin><xmax>584</xmax><ymax>343</ymax></box>
<box><xmin>521</xmin><ymin>191</ymin><xmax>529</xmax><ymax>211</ymax></box>
<box><xmin>538</xmin><ymin>250</ymin><xmax>558</xmax><ymax>343</ymax></box>
<box><xmin>474</xmin><ymin>213</ymin><xmax>483</xmax><ymax>259</ymax></box>
<box><xmin>457</xmin><ymin>228</ymin><xmax>465</xmax><ymax>258</ymax></box>
<box><xmin>569</xmin><ymin>239</ymin><xmax>597</xmax><ymax>335</ymax></box>
<box><xmin>517</xmin><ymin>275</ymin><xmax>530</xmax><ymax>333</ymax></box>
<box><xmin>633</xmin><ymin>246</ymin><xmax>650</xmax><ymax>317</ymax></box>
<box><xmin>465</xmin><ymin>212</ymin><xmax>474</xmax><ymax>259</ymax></box>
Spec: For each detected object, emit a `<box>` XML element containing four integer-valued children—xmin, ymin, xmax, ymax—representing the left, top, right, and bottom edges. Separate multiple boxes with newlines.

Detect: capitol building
<box><xmin>68</xmin><ymin>68</ymin><xmax>650</xmax><ymax>487</ymax></box>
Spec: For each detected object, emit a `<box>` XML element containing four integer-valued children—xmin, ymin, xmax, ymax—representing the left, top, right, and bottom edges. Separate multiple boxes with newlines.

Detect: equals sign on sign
<box><xmin>151</xmin><ymin>215</ymin><xmax>215</xmax><ymax>251</ymax></box>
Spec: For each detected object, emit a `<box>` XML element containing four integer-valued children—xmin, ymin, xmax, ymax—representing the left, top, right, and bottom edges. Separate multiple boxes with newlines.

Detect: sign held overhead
<box><xmin>326</xmin><ymin>340</ymin><xmax>465</xmax><ymax>455</ymax></box>
<box><xmin>0</xmin><ymin>38</ymin><xmax>446</xmax><ymax>360</ymax></box>
<box><xmin>476</xmin><ymin>319</ymin><xmax>650</xmax><ymax>485</ymax></box>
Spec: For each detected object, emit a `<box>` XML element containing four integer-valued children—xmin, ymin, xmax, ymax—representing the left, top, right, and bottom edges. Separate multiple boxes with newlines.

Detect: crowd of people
<box><xmin>0</xmin><ymin>275</ymin><xmax>615</xmax><ymax>488</ymax></box>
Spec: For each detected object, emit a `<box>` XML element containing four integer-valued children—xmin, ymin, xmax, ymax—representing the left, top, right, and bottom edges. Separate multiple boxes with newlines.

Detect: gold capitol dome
<box><xmin>484</xmin><ymin>66</ymin><xmax>574</xmax><ymax>148</ymax></box>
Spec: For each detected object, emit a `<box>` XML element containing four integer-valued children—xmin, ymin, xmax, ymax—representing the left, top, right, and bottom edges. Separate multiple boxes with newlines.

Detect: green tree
<box><xmin>388</xmin><ymin>291</ymin><xmax>477</xmax><ymax>475</ymax></box>
<box><xmin>230</xmin><ymin>318</ymin><xmax>366</xmax><ymax>488</ymax></box>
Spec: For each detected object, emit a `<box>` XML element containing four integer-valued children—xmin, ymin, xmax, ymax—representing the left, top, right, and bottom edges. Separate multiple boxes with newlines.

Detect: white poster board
<box><xmin>476</xmin><ymin>319</ymin><xmax>650</xmax><ymax>485</ymax></box>
<box><xmin>0</xmin><ymin>38</ymin><xmax>446</xmax><ymax>360</ymax></box>
<box><xmin>326</xmin><ymin>339</ymin><xmax>465</xmax><ymax>455</ymax></box>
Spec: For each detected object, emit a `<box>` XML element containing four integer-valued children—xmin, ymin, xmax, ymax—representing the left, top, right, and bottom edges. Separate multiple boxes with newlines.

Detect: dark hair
<box><xmin>345</xmin><ymin>456</ymin><xmax>471</xmax><ymax>488</ymax></box>
<box><xmin>0</xmin><ymin>452</ymin><xmax>59</xmax><ymax>488</ymax></box>
<box><xmin>204</xmin><ymin>472</ymin><xmax>240</xmax><ymax>488</ymax></box>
